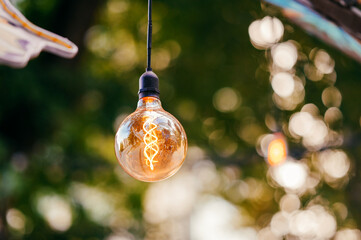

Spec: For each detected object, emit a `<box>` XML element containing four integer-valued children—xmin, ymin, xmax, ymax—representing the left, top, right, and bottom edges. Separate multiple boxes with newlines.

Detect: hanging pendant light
<box><xmin>114</xmin><ymin>0</ymin><xmax>187</xmax><ymax>182</ymax></box>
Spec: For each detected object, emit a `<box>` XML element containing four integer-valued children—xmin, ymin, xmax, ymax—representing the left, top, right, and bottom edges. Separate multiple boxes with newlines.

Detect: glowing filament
<box><xmin>143</xmin><ymin>118</ymin><xmax>159</xmax><ymax>170</ymax></box>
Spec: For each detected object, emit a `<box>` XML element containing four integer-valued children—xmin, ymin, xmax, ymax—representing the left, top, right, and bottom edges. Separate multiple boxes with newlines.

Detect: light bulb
<box><xmin>115</xmin><ymin>72</ymin><xmax>187</xmax><ymax>182</ymax></box>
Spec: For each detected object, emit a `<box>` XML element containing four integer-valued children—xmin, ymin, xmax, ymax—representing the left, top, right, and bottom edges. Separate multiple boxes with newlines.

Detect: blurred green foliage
<box><xmin>0</xmin><ymin>0</ymin><xmax>361</xmax><ymax>239</ymax></box>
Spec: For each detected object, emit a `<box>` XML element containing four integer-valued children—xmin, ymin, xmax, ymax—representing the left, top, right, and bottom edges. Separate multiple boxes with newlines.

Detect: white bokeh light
<box><xmin>271</xmin><ymin>160</ymin><xmax>308</xmax><ymax>192</ymax></box>
<box><xmin>318</xmin><ymin>149</ymin><xmax>350</xmax><ymax>179</ymax></box>
<box><xmin>248</xmin><ymin>16</ymin><xmax>284</xmax><ymax>49</ymax></box>
<box><xmin>289</xmin><ymin>205</ymin><xmax>336</xmax><ymax>239</ymax></box>
<box><xmin>70</xmin><ymin>183</ymin><xmax>115</xmax><ymax>226</ymax></box>
<box><xmin>302</xmin><ymin>119</ymin><xmax>328</xmax><ymax>150</ymax></box>
<box><xmin>37</xmin><ymin>194</ymin><xmax>73</xmax><ymax>232</ymax></box>
<box><xmin>191</xmin><ymin>196</ymin><xmax>257</xmax><ymax>240</ymax></box>
<box><xmin>258</xmin><ymin>227</ymin><xmax>281</xmax><ymax>240</ymax></box>
<box><xmin>289</xmin><ymin>111</ymin><xmax>329</xmax><ymax>150</ymax></box>
<box><xmin>270</xmin><ymin>211</ymin><xmax>290</xmax><ymax>236</ymax></box>
<box><xmin>144</xmin><ymin>171</ymin><xmax>197</xmax><ymax>224</ymax></box>
<box><xmin>279</xmin><ymin>194</ymin><xmax>301</xmax><ymax>213</ymax></box>
<box><xmin>289</xmin><ymin>112</ymin><xmax>314</xmax><ymax>138</ymax></box>
<box><xmin>6</xmin><ymin>208</ymin><xmax>26</xmax><ymax>232</ymax></box>
<box><xmin>334</xmin><ymin>229</ymin><xmax>361</xmax><ymax>240</ymax></box>
<box><xmin>290</xmin><ymin>210</ymin><xmax>317</xmax><ymax>238</ymax></box>
<box><xmin>271</xmin><ymin>42</ymin><xmax>298</xmax><ymax>70</ymax></box>
<box><xmin>271</xmin><ymin>72</ymin><xmax>295</xmax><ymax>98</ymax></box>
<box><xmin>314</xmin><ymin>49</ymin><xmax>335</xmax><ymax>74</ymax></box>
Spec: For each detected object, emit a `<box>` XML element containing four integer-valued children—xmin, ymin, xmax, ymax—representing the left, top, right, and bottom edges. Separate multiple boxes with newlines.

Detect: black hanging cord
<box><xmin>147</xmin><ymin>0</ymin><xmax>152</xmax><ymax>71</ymax></box>
<box><xmin>138</xmin><ymin>0</ymin><xmax>159</xmax><ymax>99</ymax></box>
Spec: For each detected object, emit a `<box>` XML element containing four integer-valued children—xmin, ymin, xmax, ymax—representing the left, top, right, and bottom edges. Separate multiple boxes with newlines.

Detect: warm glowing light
<box><xmin>267</xmin><ymin>138</ymin><xmax>287</xmax><ymax>166</ymax></box>
<box><xmin>115</xmin><ymin>97</ymin><xmax>187</xmax><ymax>182</ymax></box>
<box><xmin>143</xmin><ymin>117</ymin><xmax>159</xmax><ymax>170</ymax></box>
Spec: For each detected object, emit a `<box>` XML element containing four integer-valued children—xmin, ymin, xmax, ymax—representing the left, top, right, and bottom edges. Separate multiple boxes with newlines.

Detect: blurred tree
<box><xmin>0</xmin><ymin>0</ymin><xmax>360</xmax><ymax>239</ymax></box>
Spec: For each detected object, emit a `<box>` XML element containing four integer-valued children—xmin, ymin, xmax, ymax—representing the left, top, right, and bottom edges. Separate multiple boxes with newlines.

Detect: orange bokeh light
<box><xmin>267</xmin><ymin>138</ymin><xmax>287</xmax><ymax>166</ymax></box>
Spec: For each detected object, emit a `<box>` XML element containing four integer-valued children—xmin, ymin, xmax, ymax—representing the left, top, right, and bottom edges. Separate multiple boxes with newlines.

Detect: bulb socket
<box><xmin>138</xmin><ymin>71</ymin><xmax>160</xmax><ymax>99</ymax></box>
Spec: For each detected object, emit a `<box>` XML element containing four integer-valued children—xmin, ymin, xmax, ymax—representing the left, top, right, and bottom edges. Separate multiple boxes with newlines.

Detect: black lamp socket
<box><xmin>138</xmin><ymin>71</ymin><xmax>160</xmax><ymax>99</ymax></box>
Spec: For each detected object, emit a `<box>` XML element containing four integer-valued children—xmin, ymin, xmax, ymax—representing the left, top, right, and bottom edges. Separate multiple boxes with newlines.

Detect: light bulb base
<box><xmin>138</xmin><ymin>71</ymin><xmax>160</xmax><ymax>99</ymax></box>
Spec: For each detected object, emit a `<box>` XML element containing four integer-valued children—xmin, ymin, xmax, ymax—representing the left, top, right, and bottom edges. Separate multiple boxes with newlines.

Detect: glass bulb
<box><xmin>115</xmin><ymin>97</ymin><xmax>187</xmax><ymax>182</ymax></box>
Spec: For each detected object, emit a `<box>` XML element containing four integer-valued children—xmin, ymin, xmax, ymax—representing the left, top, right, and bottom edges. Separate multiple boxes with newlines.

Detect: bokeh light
<box><xmin>322</xmin><ymin>86</ymin><xmax>342</xmax><ymax>108</ymax></box>
<box><xmin>271</xmin><ymin>72</ymin><xmax>295</xmax><ymax>98</ymax></box>
<box><xmin>70</xmin><ymin>183</ymin><xmax>115</xmax><ymax>226</ymax></box>
<box><xmin>289</xmin><ymin>112</ymin><xmax>314</xmax><ymax>138</ymax></box>
<box><xmin>6</xmin><ymin>208</ymin><xmax>26</xmax><ymax>233</ymax></box>
<box><xmin>267</xmin><ymin>136</ymin><xmax>287</xmax><ymax>166</ymax></box>
<box><xmin>313</xmin><ymin>49</ymin><xmax>335</xmax><ymax>74</ymax></box>
<box><xmin>318</xmin><ymin>149</ymin><xmax>350</xmax><ymax>181</ymax></box>
<box><xmin>270</xmin><ymin>211</ymin><xmax>290</xmax><ymax>236</ymax></box>
<box><xmin>213</xmin><ymin>87</ymin><xmax>241</xmax><ymax>113</ymax></box>
<box><xmin>304</xmin><ymin>63</ymin><xmax>324</xmax><ymax>81</ymax></box>
<box><xmin>257</xmin><ymin>227</ymin><xmax>280</xmax><ymax>240</ymax></box>
<box><xmin>334</xmin><ymin>229</ymin><xmax>361</xmax><ymax>240</ymax></box>
<box><xmin>248</xmin><ymin>16</ymin><xmax>284</xmax><ymax>49</ymax></box>
<box><xmin>279</xmin><ymin>194</ymin><xmax>300</xmax><ymax>213</ymax></box>
<box><xmin>144</xmin><ymin>171</ymin><xmax>197</xmax><ymax>224</ymax></box>
<box><xmin>1</xmin><ymin>0</ymin><xmax>361</xmax><ymax>239</ymax></box>
<box><xmin>270</xmin><ymin>160</ymin><xmax>308</xmax><ymax>192</ymax></box>
<box><xmin>271</xmin><ymin>42</ymin><xmax>298</xmax><ymax>70</ymax></box>
<box><xmin>324</xmin><ymin>107</ymin><xmax>343</xmax><ymax>127</ymax></box>
<box><xmin>36</xmin><ymin>194</ymin><xmax>73</xmax><ymax>232</ymax></box>
<box><xmin>191</xmin><ymin>196</ymin><xmax>257</xmax><ymax>240</ymax></box>
<box><xmin>289</xmin><ymin>205</ymin><xmax>336</xmax><ymax>239</ymax></box>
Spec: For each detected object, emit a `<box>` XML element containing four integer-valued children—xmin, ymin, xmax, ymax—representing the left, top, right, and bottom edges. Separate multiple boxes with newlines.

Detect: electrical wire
<box><xmin>147</xmin><ymin>0</ymin><xmax>152</xmax><ymax>71</ymax></box>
